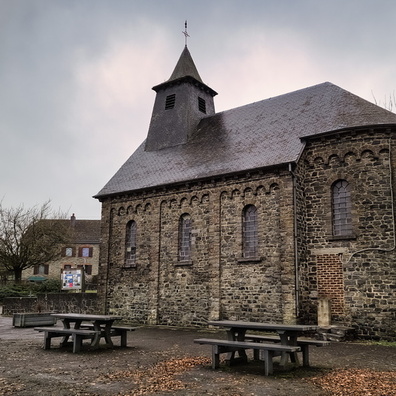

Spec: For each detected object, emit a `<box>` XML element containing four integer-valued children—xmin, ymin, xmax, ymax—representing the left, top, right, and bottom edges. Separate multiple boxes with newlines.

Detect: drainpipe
<box><xmin>288</xmin><ymin>163</ymin><xmax>300</xmax><ymax>318</ymax></box>
<box><xmin>103</xmin><ymin>204</ymin><xmax>113</xmax><ymax>314</ymax></box>
<box><xmin>156</xmin><ymin>200</ymin><xmax>163</xmax><ymax>325</ymax></box>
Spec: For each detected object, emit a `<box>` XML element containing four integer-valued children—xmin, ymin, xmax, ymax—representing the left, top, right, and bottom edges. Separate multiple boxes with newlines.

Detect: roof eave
<box><xmin>152</xmin><ymin>76</ymin><xmax>217</xmax><ymax>97</ymax></box>
<box><xmin>301</xmin><ymin>123</ymin><xmax>396</xmax><ymax>141</ymax></box>
<box><xmin>93</xmin><ymin>162</ymin><xmax>292</xmax><ymax>201</ymax></box>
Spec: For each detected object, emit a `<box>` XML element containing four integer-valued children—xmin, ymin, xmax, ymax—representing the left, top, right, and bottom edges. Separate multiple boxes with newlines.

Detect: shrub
<box><xmin>0</xmin><ymin>284</ymin><xmax>32</xmax><ymax>301</ymax></box>
<box><xmin>0</xmin><ymin>279</ymin><xmax>61</xmax><ymax>302</ymax></box>
<box><xmin>32</xmin><ymin>279</ymin><xmax>61</xmax><ymax>294</ymax></box>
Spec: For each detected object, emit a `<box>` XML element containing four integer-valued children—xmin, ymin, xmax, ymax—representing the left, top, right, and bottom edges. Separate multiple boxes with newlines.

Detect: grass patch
<box><xmin>358</xmin><ymin>340</ymin><xmax>396</xmax><ymax>347</ymax></box>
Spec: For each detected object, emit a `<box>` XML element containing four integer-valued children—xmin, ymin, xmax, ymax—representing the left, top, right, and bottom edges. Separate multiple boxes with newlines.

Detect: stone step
<box><xmin>316</xmin><ymin>325</ymin><xmax>356</xmax><ymax>342</ymax></box>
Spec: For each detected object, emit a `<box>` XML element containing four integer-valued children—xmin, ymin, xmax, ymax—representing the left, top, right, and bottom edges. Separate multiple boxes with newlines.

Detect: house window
<box><xmin>34</xmin><ymin>264</ymin><xmax>49</xmax><ymax>275</ymax></box>
<box><xmin>178</xmin><ymin>214</ymin><xmax>191</xmax><ymax>262</ymax></box>
<box><xmin>332</xmin><ymin>180</ymin><xmax>353</xmax><ymax>236</ymax></box>
<box><xmin>64</xmin><ymin>264</ymin><xmax>72</xmax><ymax>270</ymax></box>
<box><xmin>165</xmin><ymin>94</ymin><xmax>176</xmax><ymax>110</ymax></box>
<box><xmin>125</xmin><ymin>221</ymin><xmax>137</xmax><ymax>267</ymax></box>
<box><xmin>78</xmin><ymin>247</ymin><xmax>93</xmax><ymax>258</ymax></box>
<box><xmin>242</xmin><ymin>205</ymin><xmax>258</xmax><ymax>258</ymax></box>
<box><xmin>198</xmin><ymin>97</ymin><xmax>206</xmax><ymax>113</ymax></box>
<box><xmin>64</xmin><ymin>247</ymin><xmax>74</xmax><ymax>257</ymax></box>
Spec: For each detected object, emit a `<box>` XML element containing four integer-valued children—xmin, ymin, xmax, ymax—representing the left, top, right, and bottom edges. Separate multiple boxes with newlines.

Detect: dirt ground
<box><xmin>0</xmin><ymin>316</ymin><xmax>395</xmax><ymax>396</ymax></box>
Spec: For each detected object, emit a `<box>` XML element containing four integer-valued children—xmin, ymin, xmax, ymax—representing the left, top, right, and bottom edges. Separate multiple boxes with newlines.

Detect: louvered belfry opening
<box><xmin>198</xmin><ymin>97</ymin><xmax>206</xmax><ymax>113</ymax></box>
<box><xmin>165</xmin><ymin>94</ymin><xmax>176</xmax><ymax>110</ymax></box>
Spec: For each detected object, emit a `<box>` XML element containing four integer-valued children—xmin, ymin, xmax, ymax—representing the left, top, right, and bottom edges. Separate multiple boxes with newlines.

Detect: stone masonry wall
<box><xmin>298</xmin><ymin>128</ymin><xmax>396</xmax><ymax>339</ymax></box>
<box><xmin>97</xmin><ymin>168</ymin><xmax>297</xmax><ymax>327</ymax></box>
<box><xmin>218</xmin><ymin>179</ymin><xmax>295</xmax><ymax>323</ymax></box>
<box><xmin>2</xmin><ymin>293</ymin><xmax>100</xmax><ymax>315</ymax></box>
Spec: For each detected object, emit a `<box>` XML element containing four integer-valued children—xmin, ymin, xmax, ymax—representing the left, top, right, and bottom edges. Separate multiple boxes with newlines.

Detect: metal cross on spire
<box><xmin>182</xmin><ymin>20</ymin><xmax>190</xmax><ymax>47</ymax></box>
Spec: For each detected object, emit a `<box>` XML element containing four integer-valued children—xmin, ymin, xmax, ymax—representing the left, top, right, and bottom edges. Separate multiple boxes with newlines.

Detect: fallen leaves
<box><xmin>100</xmin><ymin>358</ymin><xmax>396</xmax><ymax>396</ymax></box>
<box><xmin>100</xmin><ymin>356</ymin><xmax>211</xmax><ymax>395</ymax></box>
<box><xmin>308</xmin><ymin>368</ymin><xmax>396</xmax><ymax>396</ymax></box>
<box><xmin>0</xmin><ymin>377</ymin><xmax>25</xmax><ymax>395</ymax></box>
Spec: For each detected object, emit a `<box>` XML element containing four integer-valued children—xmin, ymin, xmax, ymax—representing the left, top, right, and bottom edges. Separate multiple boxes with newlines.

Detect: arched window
<box><xmin>178</xmin><ymin>214</ymin><xmax>191</xmax><ymax>262</ymax></box>
<box><xmin>243</xmin><ymin>205</ymin><xmax>258</xmax><ymax>258</ymax></box>
<box><xmin>125</xmin><ymin>221</ymin><xmax>137</xmax><ymax>267</ymax></box>
<box><xmin>332</xmin><ymin>180</ymin><xmax>353</xmax><ymax>236</ymax></box>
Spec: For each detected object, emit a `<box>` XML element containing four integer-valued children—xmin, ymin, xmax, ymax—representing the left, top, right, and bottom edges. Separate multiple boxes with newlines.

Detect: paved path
<box><xmin>0</xmin><ymin>314</ymin><xmax>395</xmax><ymax>396</ymax></box>
<box><xmin>0</xmin><ymin>315</ymin><xmax>53</xmax><ymax>341</ymax></box>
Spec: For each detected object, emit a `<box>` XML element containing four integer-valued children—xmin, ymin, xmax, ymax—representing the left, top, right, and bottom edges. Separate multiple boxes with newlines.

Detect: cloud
<box><xmin>206</xmin><ymin>29</ymin><xmax>324</xmax><ymax>111</ymax></box>
<box><xmin>0</xmin><ymin>0</ymin><xmax>395</xmax><ymax>218</ymax></box>
<box><xmin>70</xmin><ymin>23</ymin><xmax>174</xmax><ymax>187</ymax></box>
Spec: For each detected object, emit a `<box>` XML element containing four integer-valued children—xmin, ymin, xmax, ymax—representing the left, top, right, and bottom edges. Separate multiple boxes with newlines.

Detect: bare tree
<box><xmin>372</xmin><ymin>91</ymin><xmax>396</xmax><ymax>112</ymax></box>
<box><xmin>0</xmin><ymin>201</ymin><xmax>71</xmax><ymax>282</ymax></box>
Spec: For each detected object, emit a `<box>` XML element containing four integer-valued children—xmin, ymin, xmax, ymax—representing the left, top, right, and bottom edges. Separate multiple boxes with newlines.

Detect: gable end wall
<box><xmin>297</xmin><ymin>128</ymin><xmax>396</xmax><ymax>339</ymax></box>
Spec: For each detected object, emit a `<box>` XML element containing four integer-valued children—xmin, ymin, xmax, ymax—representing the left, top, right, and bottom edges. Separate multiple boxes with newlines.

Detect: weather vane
<box><xmin>182</xmin><ymin>20</ymin><xmax>190</xmax><ymax>46</ymax></box>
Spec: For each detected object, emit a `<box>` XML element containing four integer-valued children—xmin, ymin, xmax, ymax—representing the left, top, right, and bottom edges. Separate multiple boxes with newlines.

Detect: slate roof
<box><xmin>71</xmin><ymin>220</ymin><xmax>101</xmax><ymax>244</ymax></box>
<box><xmin>96</xmin><ymin>81</ymin><xmax>396</xmax><ymax>199</ymax></box>
<box><xmin>54</xmin><ymin>218</ymin><xmax>101</xmax><ymax>244</ymax></box>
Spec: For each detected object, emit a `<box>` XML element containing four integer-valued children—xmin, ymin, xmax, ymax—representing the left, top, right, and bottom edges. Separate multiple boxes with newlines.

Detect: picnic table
<box><xmin>195</xmin><ymin>320</ymin><xmax>329</xmax><ymax>375</ymax></box>
<box><xmin>34</xmin><ymin>313</ymin><xmax>136</xmax><ymax>353</ymax></box>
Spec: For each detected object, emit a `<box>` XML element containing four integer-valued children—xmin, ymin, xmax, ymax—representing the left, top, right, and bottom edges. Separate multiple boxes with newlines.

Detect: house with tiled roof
<box><xmin>95</xmin><ymin>45</ymin><xmax>396</xmax><ymax>339</ymax></box>
<box><xmin>24</xmin><ymin>214</ymin><xmax>101</xmax><ymax>285</ymax></box>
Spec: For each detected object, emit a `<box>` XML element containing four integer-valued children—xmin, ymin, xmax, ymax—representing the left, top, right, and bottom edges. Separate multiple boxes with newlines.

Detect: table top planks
<box><xmin>207</xmin><ymin>320</ymin><xmax>318</xmax><ymax>332</ymax></box>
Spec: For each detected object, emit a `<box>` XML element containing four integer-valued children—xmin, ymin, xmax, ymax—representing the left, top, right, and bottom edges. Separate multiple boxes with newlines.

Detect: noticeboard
<box><xmin>61</xmin><ymin>269</ymin><xmax>85</xmax><ymax>290</ymax></box>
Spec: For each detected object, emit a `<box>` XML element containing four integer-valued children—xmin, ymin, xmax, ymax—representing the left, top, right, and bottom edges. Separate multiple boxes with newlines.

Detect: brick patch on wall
<box><xmin>316</xmin><ymin>254</ymin><xmax>345</xmax><ymax>316</ymax></box>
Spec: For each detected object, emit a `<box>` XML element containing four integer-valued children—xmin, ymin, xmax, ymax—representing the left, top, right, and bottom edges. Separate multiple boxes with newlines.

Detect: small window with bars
<box><xmin>332</xmin><ymin>180</ymin><xmax>353</xmax><ymax>236</ymax></box>
<box><xmin>242</xmin><ymin>205</ymin><xmax>258</xmax><ymax>258</ymax></box>
<box><xmin>125</xmin><ymin>221</ymin><xmax>137</xmax><ymax>267</ymax></box>
<box><xmin>198</xmin><ymin>97</ymin><xmax>206</xmax><ymax>113</ymax></box>
<box><xmin>178</xmin><ymin>214</ymin><xmax>192</xmax><ymax>262</ymax></box>
<box><xmin>165</xmin><ymin>94</ymin><xmax>176</xmax><ymax>110</ymax></box>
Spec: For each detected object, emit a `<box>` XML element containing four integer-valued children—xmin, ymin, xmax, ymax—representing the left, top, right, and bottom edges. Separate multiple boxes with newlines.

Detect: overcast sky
<box><xmin>1</xmin><ymin>0</ymin><xmax>395</xmax><ymax>219</ymax></box>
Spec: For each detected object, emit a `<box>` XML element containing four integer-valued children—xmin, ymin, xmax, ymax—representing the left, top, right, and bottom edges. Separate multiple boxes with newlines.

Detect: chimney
<box><xmin>70</xmin><ymin>213</ymin><xmax>76</xmax><ymax>228</ymax></box>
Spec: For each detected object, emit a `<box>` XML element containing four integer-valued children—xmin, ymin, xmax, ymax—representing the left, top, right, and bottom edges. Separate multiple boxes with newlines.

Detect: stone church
<box><xmin>95</xmin><ymin>45</ymin><xmax>396</xmax><ymax>339</ymax></box>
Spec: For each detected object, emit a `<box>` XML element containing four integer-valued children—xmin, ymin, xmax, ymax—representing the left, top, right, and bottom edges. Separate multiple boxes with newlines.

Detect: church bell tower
<box><xmin>145</xmin><ymin>42</ymin><xmax>217</xmax><ymax>152</ymax></box>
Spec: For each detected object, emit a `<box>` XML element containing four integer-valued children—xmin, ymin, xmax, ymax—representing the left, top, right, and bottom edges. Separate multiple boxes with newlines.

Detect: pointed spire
<box><xmin>168</xmin><ymin>45</ymin><xmax>203</xmax><ymax>83</ymax></box>
<box><xmin>152</xmin><ymin>45</ymin><xmax>216</xmax><ymax>97</ymax></box>
<box><xmin>150</xmin><ymin>21</ymin><xmax>216</xmax><ymax>95</ymax></box>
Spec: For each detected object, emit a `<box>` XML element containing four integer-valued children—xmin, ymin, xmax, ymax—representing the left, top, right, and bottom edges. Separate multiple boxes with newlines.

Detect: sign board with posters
<box><xmin>61</xmin><ymin>269</ymin><xmax>85</xmax><ymax>290</ymax></box>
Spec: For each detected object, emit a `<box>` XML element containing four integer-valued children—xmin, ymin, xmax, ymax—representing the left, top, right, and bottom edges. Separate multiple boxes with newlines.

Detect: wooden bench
<box><xmin>107</xmin><ymin>326</ymin><xmax>137</xmax><ymax>347</ymax></box>
<box><xmin>34</xmin><ymin>327</ymin><xmax>100</xmax><ymax>353</ymax></box>
<box><xmin>194</xmin><ymin>338</ymin><xmax>301</xmax><ymax>375</ymax></box>
<box><xmin>244</xmin><ymin>334</ymin><xmax>330</xmax><ymax>366</ymax></box>
<box><xmin>80</xmin><ymin>324</ymin><xmax>137</xmax><ymax>347</ymax></box>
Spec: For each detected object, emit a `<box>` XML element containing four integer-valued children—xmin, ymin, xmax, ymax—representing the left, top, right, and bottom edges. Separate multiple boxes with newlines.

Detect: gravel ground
<box><xmin>0</xmin><ymin>316</ymin><xmax>395</xmax><ymax>396</ymax></box>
